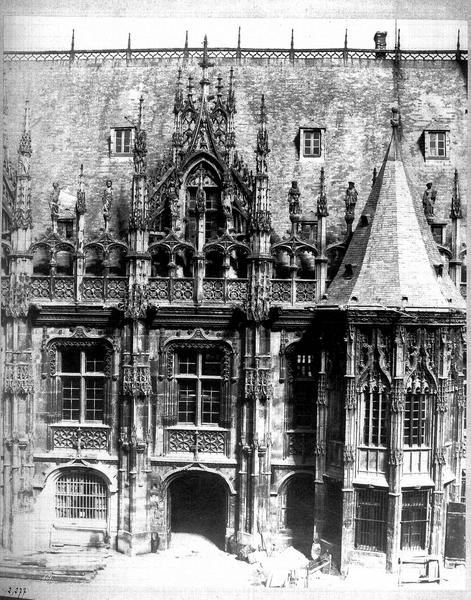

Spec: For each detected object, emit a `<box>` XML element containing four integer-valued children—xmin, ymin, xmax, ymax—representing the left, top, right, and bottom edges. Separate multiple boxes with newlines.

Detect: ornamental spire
<box><xmin>450</xmin><ymin>169</ymin><xmax>462</xmax><ymax>219</ymax></box>
<box><xmin>174</xmin><ymin>67</ymin><xmax>184</xmax><ymax>113</ymax></box>
<box><xmin>76</xmin><ymin>163</ymin><xmax>86</xmax><ymax>215</ymax></box>
<box><xmin>255</xmin><ymin>95</ymin><xmax>269</xmax><ymax>174</ymax></box>
<box><xmin>226</xmin><ymin>67</ymin><xmax>236</xmax><ymax>113</ymax></box>
<box><xmin>199</xmin><ymin>35</ymin><xmax>214</xmax><ymax>98</ymax></box>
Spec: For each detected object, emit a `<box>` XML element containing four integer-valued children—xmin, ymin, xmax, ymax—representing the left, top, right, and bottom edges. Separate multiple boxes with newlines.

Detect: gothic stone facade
<box><xmin>1</xmin><ymin>36</ymin><xmax>467</xmax><ymax>573</ymax></box>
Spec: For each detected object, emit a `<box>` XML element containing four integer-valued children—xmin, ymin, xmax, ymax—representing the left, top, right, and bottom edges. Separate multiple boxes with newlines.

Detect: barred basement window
<box><xmin>176</xmin><ymin>349</ymin><xmax>223</xmax><ymax>426</ymax></box>
<box><xmin>55</xmin><ymin>470</ymin><xmax>107</xmax><ymax>520</ymax></box>
<box><xmin>291</xmin><ymin>354</ymin><xmax>316</xmax><ymax>429</ymax></box>
<box><xmin>404</xmin><ymin>391</ymin><xmax>429</xmax><ymax>447</ymax></box>
<box><xmin>401</xmin><ymin>490</ymin><xmax>428</xmax><ymax>551</ymax></box>
<box><xmin>58</xmin><ymin>347</ymin><xmax>106</xmax><ymax>422</ymax></box>
<box><xmin>355</xmin><ymin>488</ymin><xmax>387</xmax><ymax>552</ymax></box>
<box><xmin>362</xmin><ymin>387</ymin><xmax>389</xmax><ymax>446</ymax></box>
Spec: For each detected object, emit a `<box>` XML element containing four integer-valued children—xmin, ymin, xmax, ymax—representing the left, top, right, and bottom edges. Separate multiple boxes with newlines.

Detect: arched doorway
<box><xmin>168</xmin><ymin>471</ymin><xmax>228</xmax><ymax>549</ymax></box>
<box><xmin>281</xmin><ymin>473</ymin><xmax>315</xmax><ymax>556</ymax></box>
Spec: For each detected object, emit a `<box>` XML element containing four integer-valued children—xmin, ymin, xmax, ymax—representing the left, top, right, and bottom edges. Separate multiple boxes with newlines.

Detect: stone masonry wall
<box><xmin>3</xmin><ymin>57</ymin><xmax>467</xmax><ymax>245</ymax></box>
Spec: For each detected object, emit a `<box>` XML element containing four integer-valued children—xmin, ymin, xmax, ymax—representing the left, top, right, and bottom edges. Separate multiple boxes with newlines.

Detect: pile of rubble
<box><xmin>0</xmin><ymin>546</ymin><xmax>110</xmax><ymax>583</ymax></box>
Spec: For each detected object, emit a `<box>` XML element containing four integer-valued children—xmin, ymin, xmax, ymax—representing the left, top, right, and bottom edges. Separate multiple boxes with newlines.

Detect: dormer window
<box><xmin>299</xmin><ymin>127</ymin><xmax>325</xmax><ymax>161</ymax></box>
<box><xmin>424</xmin><ymin>129</ymin><xmax>449</xmax><ymax>161</ymax></box>
<box><xmin>111</xmin><ymin>127</ymin><xmax>133</xmax><ymax>156</ymax></box>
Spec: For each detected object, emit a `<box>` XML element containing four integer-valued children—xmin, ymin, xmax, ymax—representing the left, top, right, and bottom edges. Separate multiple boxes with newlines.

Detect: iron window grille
<box><xmin>55</xmin><ymin>470</ymin><xmax>107</xmax><ymax>520</ymax></box>
<box><xmin>401</xmin><ymin>490</ymin><xmax>429</xmax><ymax>551</ymax></box>
<box><xmin>355</xmin><ymin>488</ymin><xmax>388</xmax><ymax>552</ymax></box>
<box><xmin>176</xmin><ymin>349</ymin><xmax>223</xmax><ymax>426</ymax></box>
<box><xmin>404</xmin><ymin>391</ymin><xmax>429</xmax><ymax>447</ymax></box>
<box><xmin>58</xmin><ymin>347</ymin><xmax>106</xmax><ymax>423</ymax></box>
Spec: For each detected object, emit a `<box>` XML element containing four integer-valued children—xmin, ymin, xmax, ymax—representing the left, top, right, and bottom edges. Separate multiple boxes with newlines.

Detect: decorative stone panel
<box><xmin>82</xmin><ymin>277</ymin><xmax>104</xmax><ymax>300</ymax></box>
<box><xmin>271</xmin><ymin>280</ymin><xmax>291</xmax><ymax>303</ymax></box>
<box><xmin>295</xmin><ymin>280</ymin><xmax>317</xmax><ymax>303</ymax></box>
<box><xmin>30</xmin><ymin>276</ymin><xmax>51</xmax><ymax>299</ymax></box>
<box><xmin>167</xmin><ymin>429</ymin><xmax>227</xmax><ymax>454</ymax></box>
<box><xmin>227</xmin><ymin>279</ymin><xmax>248</xmax><ymax>302</ymax></box>
<box><xmin>203</xmin><ymin>279</ymin><xmax>224</xmax><ymax>302</ymax></box>
<box><xmin>53</xmin><ymin>277</ymin><xmax>74</xmax><ymax>299</ymax></box>
<box><xmin>3</xmin><ymin>362</ymin><xmax>34</xmax><ymax>394</ymax></box>
<box><xmin>171</xmin><ymin>279</ymin><xmax>193</xmax><ymax>301</ymax></box>
<box><xmin>147</xmin><ymin>278</ymin><xmax>170</xmax><ymax>301</ymax></box>
<box><xmin>106</xmin><ymin>277</ymin><xmax>127</xmax><ymax>301</ymax></box>
<box><xmin>51</xmin><ymin>425</ymin><xmax>109</xmax><ymax>450</ymax></box>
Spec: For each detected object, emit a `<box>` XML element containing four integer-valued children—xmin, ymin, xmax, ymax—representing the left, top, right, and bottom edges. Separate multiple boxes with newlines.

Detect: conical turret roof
<box><xmin>321</xmin><ymin>109</ymin><xmax>465</xmax><ymax>312</ymax></box>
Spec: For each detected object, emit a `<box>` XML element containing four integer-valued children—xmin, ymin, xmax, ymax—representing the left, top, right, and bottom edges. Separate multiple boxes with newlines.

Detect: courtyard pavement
<box><xmin>0</xmin><ymin>533</ymin><xmax>466</xmax><ymax>600</ymax></box>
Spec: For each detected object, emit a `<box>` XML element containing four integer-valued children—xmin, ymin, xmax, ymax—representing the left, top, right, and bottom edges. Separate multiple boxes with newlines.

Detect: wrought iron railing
<box><xmin>4</xmin><ymin>47</ymin><xmax>467</xmax><ymax>63</ymax></box>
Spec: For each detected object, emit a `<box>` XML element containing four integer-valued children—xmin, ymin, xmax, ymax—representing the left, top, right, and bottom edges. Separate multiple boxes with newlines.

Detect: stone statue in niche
<box><xmin>102</xmin><ymin>180</ymin><xmax>113</xmax><ymax>229</ymax></box>
<box><xmin>344</xmin><ymin>181</ymin><xmax>358</xmax><ymax>223</ymax></box>
<box><xmin>50</xmin><ymin>182</ymin><xmax>60</xmax><ymax>223</ymax></box>
<box><xmin>422</xmin><ymin>182</ymin><xmax>437</xmax><ymax>219</ymax></box>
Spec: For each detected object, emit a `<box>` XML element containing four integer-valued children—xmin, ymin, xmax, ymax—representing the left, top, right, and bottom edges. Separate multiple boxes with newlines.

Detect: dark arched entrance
<box><xmin>169</xmin><ymin>471</ymin><xmax>228</xmax><ymax>549</ymax></box>
<box><xmin>282</xmin><ymin>474</ymin><xmax>315</xmax><ymax>556</ymax></box>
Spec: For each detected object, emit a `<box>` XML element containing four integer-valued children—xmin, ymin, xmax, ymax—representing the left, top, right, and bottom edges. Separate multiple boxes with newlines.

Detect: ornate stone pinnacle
<box><xmin>76</xmin><ymin>163</ymin><xmax>86</xmax><ymax>214</ymax></box>
<box><xmin>199</xmin><ymin>34</ymin><xmax>214</xmax><ymax>71</ymax></box>
<box><xmin>19</xmin><ymin>100</ymin><xmax>32</xmax><ymax>156</ymax></box>
<box><xmin>259</xmin><ymin>94</ymin><xmax>267</xmax><ymax>125</ymax></box>
<box><xmin>450</xmin><ymin>169</ymin><xmax>462</xmax><ymax>219</ymax></box>
<box><xmin>317</xmin><ymin>167</ymin><xmax>328</xmax><ymax>217</ymax></box>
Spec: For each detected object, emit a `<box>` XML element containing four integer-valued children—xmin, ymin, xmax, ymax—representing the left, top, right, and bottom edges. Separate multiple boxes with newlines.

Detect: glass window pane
<box><xmin>85</xmin><ymin>377</ymin><xmax>104</xmax><ymax>421</ymax></box>
<box><xmin>61</xmin><ymin>349</ymin><xmax>81</xmax><ymax>373</ymax></box>
<box><xmin>177</xmin><ymin>351</ymin><xmax>197</xmax><ymax>375</ymax></box>
<box><xmin>115</xmin><ymin>130</ymin><xmax>123</xmax><ymax>153</ymax></box>
<box><xmin>178</xmin><ymin>381</ymin><xmax>197</xmax><ymax>423</ymax></box>
<box><xmin>85</xmin><ymin>348</ymin><xmax>105</xmax><ymax>373</ymax></box>
<box><xmin>201</xmin><ymin>381</ymin><xmax>221</xmax><ymax>424</ymax></box>
<box><xmin>62</xmin><ymin>376</ymin><xmax>81</xmax><ymax>420</ymax></box>
<box><xmin>201</xmin><ymin>351</ymin><xmax>223</xmax><ymax>376</ymax></box>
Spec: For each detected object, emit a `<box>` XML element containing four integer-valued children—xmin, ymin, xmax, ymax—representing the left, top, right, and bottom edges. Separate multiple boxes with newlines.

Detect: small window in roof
<box><xmin>424</xmin><ymin>129</ymin><xmax>450</xmax><ymax>161</ymax></box>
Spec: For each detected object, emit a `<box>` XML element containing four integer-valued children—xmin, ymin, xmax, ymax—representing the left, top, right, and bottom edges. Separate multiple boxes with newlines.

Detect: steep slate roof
<box><xmin>321</xmin><ymin>111</ymin><xmax>465</xmax><ymax>312</ymax></box>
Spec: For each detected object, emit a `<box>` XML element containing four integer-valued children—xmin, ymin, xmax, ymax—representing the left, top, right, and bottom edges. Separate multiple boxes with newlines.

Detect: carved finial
<box><xmin>199</xmin><ymin>34</ymin><xmax>214</xmax><ymax>71</ymax></box>
<box><xmin>422</xmin><ymin>182</ymin><xmax>436</xmax><ymax>220</ymax></box>
<box><xmin>291</xmin><ymin>29</ymin><xmax>294</xmax><ymax>50</ymax></box>
<box><xmin>102</xmin><ymin>179</ymin><xmax>113</xmax><ymax>231</ymax></box>
<box><xmin>344</xmin><ymin>181</ymin><xmax>357</xmax><ymax>235</ymax></box>
<box><xmin>76</xmin><ymin>163</ymin><xmax>86</xmax><ymax>215</ymax></box>
<box><xmin>185</xmin><ymin>30</ymin><xmax>189</xmax><ymax>50</ymax></box>
<box><xmin>184</xmin><ymin>30</ymin><xmax>189</xmax><ymax>60</ymax></box>
<box><xmin>344</xmin><ymin>28</ymin><xmax>348</xmax><ymax>50</ymax></box>
<box><xmin>237</xmin><ymin>26</ymin><xmax>241</xmax><ymax>50</ymax></box>
<box><xmin>390</xmin><ymin>106</ymin><xmax>400</xmax><ymax>128</ymax></box>
<box><xmin>450</xmin><ymin>169</ymin><xmax>462</xmax><ymax>219</ymax></box>
<box><xmin>457</xmin><ymin>29</ymin><xmax>460</xmax><ymax>51</ymax></box>
<box><xmin>71</xmin><ymin>29</ymin><xmax>75</xmax><ymax>52</ymax></box>
<box><xmin>372</xmin><ymin>166</ymin><xmax>377</xmax><ymax>187</ymax></box>
<box><xmin>138</xmin><ymin>94</ymin><xmax>144</xmax><ymax>130</ymax></box>
<box><xmin>397</xmin><ymin>28</ymin><xmax>401</xmax><ymax>51</ymax></box>
<box><xmin>50</xmin><ymin>182</ymin><xmax>60</xmax><ymax>229</ymax></box>
<box><xmin>127</xmin><ymin>33</ymin><xmax>131</xmax><ymax>51</ymax></box>
<box><xmin>317</xmin><ymin>168</ymin><xmax>328</xmax><ymax>217</ymax></box>
<box><xmin>288</xmin><ymin>181</ymin><xmax>301</xmax><ymax>230</ymax></box>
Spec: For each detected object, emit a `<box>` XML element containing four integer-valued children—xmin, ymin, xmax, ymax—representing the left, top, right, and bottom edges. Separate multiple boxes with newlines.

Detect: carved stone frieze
<box><xmin>167</xmin><ymin>429</ymin><xmax>226</xmax><ymax>454</ymax></box>
<box><xmin>343</xmin><ymin>445</ymin><xmax>355</xmax><ymax>465</ymax></box>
